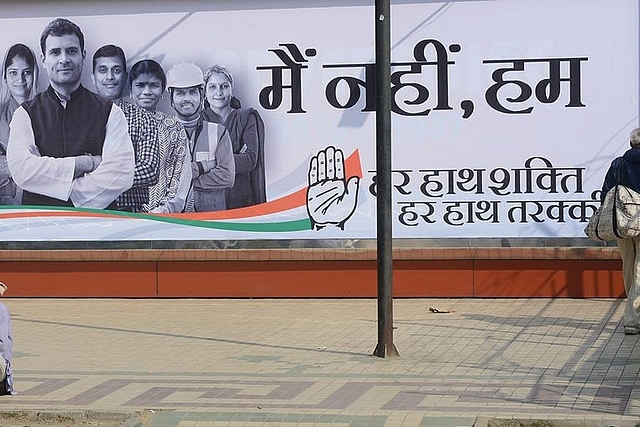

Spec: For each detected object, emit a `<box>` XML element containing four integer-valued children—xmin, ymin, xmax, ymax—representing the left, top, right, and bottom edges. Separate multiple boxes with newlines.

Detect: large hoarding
<box><xmin>0</xmin><ymin>0</ymin><xmax>637</xmax><ymax>240</ymax></box>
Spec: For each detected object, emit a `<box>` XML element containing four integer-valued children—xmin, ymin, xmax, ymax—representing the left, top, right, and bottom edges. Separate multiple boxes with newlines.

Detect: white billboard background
<box><xmin>0</xmin><ymin>0</ymin><xmax>636</xmax><ymax>240</ymax></box>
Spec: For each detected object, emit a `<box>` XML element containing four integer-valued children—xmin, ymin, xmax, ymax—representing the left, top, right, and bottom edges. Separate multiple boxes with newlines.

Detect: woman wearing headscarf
<box><xmin>203</xmin><ymin>65</ymin><xmax>266</xmax><ymax>210</ymax></box>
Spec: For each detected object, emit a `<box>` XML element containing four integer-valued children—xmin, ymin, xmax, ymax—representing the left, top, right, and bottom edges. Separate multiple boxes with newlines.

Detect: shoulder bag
<box><xmin>584</xmin><ymin>184</ymin><xmax>640</xmax><ymax>241</ymax></box>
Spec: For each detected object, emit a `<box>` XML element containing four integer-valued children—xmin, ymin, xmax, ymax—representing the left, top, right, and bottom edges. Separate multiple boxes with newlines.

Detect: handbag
<box><xmin>0</xmin><ymin>358</ymin><xmax>13</xmax><ymax>396</ymax></box>
<box><xmin>584</xmin><ymin>185</ymin><xmax>640</xmax><ymax>241</ymax></box>
<box><xmin>0</xmin><ymin>373</ymin><xmax>12</xmax><ymax>395</ymax></box>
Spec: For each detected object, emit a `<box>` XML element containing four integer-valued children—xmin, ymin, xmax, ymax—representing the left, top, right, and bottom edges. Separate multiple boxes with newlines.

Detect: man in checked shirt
<box><xmin>92</xmin><ymin>44</ymin><xmax>159</xmax><ymax>212</ymax></box>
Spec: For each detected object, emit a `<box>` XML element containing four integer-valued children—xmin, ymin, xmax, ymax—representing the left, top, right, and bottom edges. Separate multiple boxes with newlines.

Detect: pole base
<box><xmin>372</xmin><ymin>342</ymin><xmax>399</xmax><ymax>358</ymax></box>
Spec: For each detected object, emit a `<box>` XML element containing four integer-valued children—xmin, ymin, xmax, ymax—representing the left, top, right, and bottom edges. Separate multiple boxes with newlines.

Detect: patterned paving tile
<box><xmin>1</xmin><ymin>298</ymin><xmax>639</xmax><ymax>426</ymax></box>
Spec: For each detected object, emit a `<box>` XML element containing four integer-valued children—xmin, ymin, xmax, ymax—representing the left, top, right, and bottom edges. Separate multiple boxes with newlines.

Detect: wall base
<box><xmin>0</xmin><ymin>247</ymin><xmax>625</xmax><ymax>298</ymax></box>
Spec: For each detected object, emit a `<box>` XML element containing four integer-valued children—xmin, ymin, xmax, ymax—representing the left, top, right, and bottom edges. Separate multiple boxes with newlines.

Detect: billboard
<box><xmin>0</xmin><ymin>0</ymin><xmax>637</xmax><ymax>240</ymax></box>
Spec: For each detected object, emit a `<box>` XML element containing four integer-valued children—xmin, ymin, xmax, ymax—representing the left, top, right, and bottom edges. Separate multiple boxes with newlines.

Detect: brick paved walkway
<box><xmin>1</xmin><ymin>298</ymin><xmax>639</xmax><ymax>426</ymax></box>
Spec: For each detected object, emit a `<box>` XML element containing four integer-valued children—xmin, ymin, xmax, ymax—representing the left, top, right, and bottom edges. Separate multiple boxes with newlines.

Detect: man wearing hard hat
<box><xmin>166</xmin><ymin>63</ymin><xmax>234</xmax><ymax>212</ymax></box>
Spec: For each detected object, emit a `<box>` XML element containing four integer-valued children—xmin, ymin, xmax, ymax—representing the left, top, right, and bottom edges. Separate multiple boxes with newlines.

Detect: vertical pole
<box><xmin>373</xmin><ymin>0</ymin><xmax>399</xmax><ymax>358</ymax></box>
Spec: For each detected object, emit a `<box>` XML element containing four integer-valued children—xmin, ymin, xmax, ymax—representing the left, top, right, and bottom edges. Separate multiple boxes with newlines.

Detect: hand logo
<box><xmin>306</xmin><ymin>146</ymin><xmax>360</xmax><ymax>230</ymax></box>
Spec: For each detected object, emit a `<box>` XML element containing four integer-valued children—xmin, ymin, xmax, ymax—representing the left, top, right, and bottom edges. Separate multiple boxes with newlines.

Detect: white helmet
<box><xmin>166</xmin><ymin>62</ymin><xmax>204</xmax><ymax>90</ymax></box>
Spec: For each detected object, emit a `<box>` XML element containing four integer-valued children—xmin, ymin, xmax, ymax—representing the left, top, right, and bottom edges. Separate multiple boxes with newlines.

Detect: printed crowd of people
<box><xmin>0</xmin><ymin>17</ymin><xmax>266</xmax><ymax>213</ymax></box>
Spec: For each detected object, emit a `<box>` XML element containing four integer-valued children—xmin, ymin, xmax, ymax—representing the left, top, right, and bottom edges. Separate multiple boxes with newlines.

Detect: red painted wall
<box><xmin>0</xmin><ymin>257</ymin><xmax>625</xmax><ymax>298</ymax></box>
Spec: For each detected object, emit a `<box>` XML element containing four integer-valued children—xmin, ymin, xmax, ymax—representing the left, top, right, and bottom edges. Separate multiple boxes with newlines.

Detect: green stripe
<box><xmin>150</xmin><ymin>215</ymin><xmax>312</xmax><ymax>232</ymax></box>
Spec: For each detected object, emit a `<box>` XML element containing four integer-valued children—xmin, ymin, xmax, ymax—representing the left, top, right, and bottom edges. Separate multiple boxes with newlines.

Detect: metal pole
<box><xmin>373</xmin><ymin>0</ymin><xmax>398</xmax><ymax>358</ymax></box>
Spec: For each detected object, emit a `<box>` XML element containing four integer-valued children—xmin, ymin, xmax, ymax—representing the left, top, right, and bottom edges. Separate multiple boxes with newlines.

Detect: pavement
<box><xmin>0</xmin><ymin>297</ymin><xmax>639</xmax><ymax>427</ymax></box>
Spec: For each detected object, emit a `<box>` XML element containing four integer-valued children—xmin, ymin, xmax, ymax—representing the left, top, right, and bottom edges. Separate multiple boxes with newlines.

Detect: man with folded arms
<box><xmin>7</xmin><ymin>18</ymin><xmax>134</xmax><ymax>209</ymax></box>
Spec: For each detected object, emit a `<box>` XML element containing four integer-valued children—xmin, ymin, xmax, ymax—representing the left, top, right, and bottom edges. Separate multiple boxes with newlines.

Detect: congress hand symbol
<box><xmin>306</xmin><ymin>146</ymin><xmax>360</xmax><ymax>230</ymax></box>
